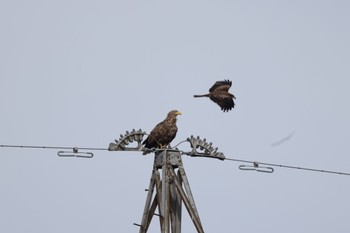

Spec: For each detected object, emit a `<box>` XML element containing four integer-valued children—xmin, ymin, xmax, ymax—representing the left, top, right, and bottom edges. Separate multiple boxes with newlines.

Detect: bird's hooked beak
<box><xmin>176</xmin><ymin>111</ymin><xmax>182</xmax><ymax>115</ymax></box>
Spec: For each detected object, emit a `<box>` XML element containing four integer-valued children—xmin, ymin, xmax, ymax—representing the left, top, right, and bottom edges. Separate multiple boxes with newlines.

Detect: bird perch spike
<box><xmin>186</xmin><ymin>135</ymin><xmax>225</xmax><ymax>160</ymax></box>
<box><xmin>108</xmin><ymin>129</ymin><xmax>146</xmax><ymax>151</ymax></box>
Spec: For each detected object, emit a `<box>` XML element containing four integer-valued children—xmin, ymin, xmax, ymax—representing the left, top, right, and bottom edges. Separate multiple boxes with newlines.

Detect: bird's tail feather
<box><xmin>193</xmin><ymin>94</ymin><xmax>210</xmax><ymax>98</ymax></box>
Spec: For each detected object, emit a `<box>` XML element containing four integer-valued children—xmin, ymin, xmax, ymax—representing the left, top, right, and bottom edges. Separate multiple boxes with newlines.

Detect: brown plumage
<box><xmin>142</xmin><ymin>110</ymin><xmax>182</xmax><ymax>149</ymax></box>
<box><xmin>193</xmin><ymin>79</ymin><xmax>236</xmax><ymax>112</ymax></box>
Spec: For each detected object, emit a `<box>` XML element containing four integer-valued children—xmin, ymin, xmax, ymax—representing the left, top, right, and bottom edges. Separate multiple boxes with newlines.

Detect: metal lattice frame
<box><xmin>136</xmin><ymin>150</ymin><xmax>204</xmax><ymax>233</ymax></box>
<box><xmin>109</xmin><ymin>129</ymin><xmax>224</xmax><ymax>233</ymax></box>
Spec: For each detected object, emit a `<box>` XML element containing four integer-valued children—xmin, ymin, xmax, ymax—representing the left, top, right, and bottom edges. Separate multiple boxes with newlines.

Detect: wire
<box><xmin>173</xmin><ymin>140</ymin><xmax>188</xmax><ymax>148</ymax></box>
<box><xmin>1</xmin><ymin>144</ymin><xmax>350</xmax><ymax>176</ymax></box>
<box><xmin>0</xmin><ymin>144</ymin><xmax>108</xmax><ymax>151</ymax></box>
<box><xmin>224</xmin><ymin>157</ymin><xmax>350</xmax><ymax>176</ymax></box>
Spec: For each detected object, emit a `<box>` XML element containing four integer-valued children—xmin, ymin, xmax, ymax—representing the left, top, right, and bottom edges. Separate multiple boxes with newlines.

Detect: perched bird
<box><xmin>142</xmin><ymin>110</ymin><xmax>182</xmax><ymax>150</ymax></box>
<box><xmin>193</xmin><ymin>79</ymin><xmax>236</xmax><ymax>112</ymax></box>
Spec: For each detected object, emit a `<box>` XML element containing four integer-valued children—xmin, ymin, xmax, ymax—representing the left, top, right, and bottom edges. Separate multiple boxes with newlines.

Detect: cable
<box><xmin>1</xmin><ymin>144</ymin><xmax>350</xmax><ymax>176</ymax></box>
<box><xmin>225</xmin><ymin>157</ymin><xmax>350</xmax><ymax>176</ymax></box>
<box><xmin>173</xmin><ymin>140</ymin><xmax>188</xmax><ymax>148</ymax></box>
<box><xmin>0</xmin><ymin>144</ymin><xmax>108</xmax><ymax>151</ymax></box>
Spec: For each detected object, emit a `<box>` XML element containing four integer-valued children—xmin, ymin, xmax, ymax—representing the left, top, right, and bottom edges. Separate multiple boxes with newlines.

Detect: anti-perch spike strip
<box><xmin>108</xmin><ymin>129</ymin><xmax>146</xmax><ymax>151</ymax></box>
<box><xmin>186</xmin><ymin>135</ymin><xmax>225</xmax><ymax>160</ymax></box>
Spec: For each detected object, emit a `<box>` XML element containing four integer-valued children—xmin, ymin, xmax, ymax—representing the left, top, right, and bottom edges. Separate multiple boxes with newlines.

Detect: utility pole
<box><xmin>109</xmin><ymin>130</ymin><xmax>225</xmax><ymax>233</ymax></box>
<box><xmin>137</xmin><ymin>149</ymin><xmax>203</xmax><ymax>233</ymax></box>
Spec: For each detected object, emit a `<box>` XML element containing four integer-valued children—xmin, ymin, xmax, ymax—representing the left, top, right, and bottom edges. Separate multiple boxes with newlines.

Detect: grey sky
<box><xmin>1</xmin><ymin>0</ymin><xmax>350</xmax><ymax>232</ymax></box>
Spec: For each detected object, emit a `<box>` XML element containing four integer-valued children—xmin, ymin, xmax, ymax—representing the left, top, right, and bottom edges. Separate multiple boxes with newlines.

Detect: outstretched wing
<box><xmin>209</xmin><ymin>79</ymin><xmax>232</xmax><ymax>93</ymax></box>
<box><xmin>209</xmin><ymin>92</ymin><xmax>235</xmax><ymax>112</ymax></box>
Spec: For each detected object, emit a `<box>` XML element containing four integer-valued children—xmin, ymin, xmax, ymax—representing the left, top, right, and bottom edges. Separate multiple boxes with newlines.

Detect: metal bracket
<box><xmin>108</xmin><ymin>129</ymin><xmax>146</xmax><ymax>151</ymax></box>
<box><xmin>57</xmin><ymin>147</ymin><xmax>93</xmax><ymax>158</ymax></box>
<box><xmin>154</xmin><ymin>149</ymin><xmax>182</xmax><ymax>168</ymax></box>
<box><xmin>185</xmin><ymin>135</ymin><xmax>225</xmax><ymax>160</ymax></box>
<box><xmin>239</xmin><ymin>162</ymin><xmax>274</xmax><ymax>173</ymax></box>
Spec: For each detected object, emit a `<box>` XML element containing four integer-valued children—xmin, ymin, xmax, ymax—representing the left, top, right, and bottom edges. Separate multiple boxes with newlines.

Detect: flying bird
<box><xmin>193</xmin><ymin>79</ymin><xmax>236</xmax><ymax>112</ymax></box>
<box><xmin>271</xmin><ymin>131</ymin><xmax>296</xmax><ymax>147</ymax></box>
<box><xmin>142</xmin><ymin>110</ymin><xmax>182</xmax><ymax>150</ymax></box>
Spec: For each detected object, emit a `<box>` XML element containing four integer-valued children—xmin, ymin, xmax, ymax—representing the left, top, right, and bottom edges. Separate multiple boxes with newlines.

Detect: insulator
<box><xmin>109</xmin><ymin>129</ymin><xmax>146</xmax><ymax>151</ymax></box>
<box><xmin>135</xmin><ymin>134</ymin><xmax>141</xmax><ymax>141</ymax></box>
<box><xmin>118</xmin><ymin>142</ymin><xmax>125</xmax><ymax>150</ymax></box>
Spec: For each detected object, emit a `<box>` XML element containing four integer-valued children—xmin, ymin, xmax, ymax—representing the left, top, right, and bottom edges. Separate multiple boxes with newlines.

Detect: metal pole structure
<box><xmin>108</xmin><ymin>130</ymin><xmax>225</xmax><ymax>233</ymax></box>
<box><xmin>138</xmin><ymin>149</ymin><xmax>204</xmax><ymax>233</ymax></box>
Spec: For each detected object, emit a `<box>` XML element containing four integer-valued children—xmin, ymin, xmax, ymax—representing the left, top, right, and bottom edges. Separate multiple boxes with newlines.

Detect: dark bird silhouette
<box><xmin>194</xmin><ymin>79</ymin><xmax>236</xmax><ymax>112</ymax></box>
<box><xmin>142</xmin><ymin>110</ymin><xmax>182</xmax><ymax>150</ymax></box>
<box><xmin>271</xmin><ymin>131</ymin><xmax>296</xmax><ymax>147</ymax></box>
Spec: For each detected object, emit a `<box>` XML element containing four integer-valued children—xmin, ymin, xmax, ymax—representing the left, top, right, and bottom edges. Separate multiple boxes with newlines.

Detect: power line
<box><xmin>224</xmin><ymin>157</ymin><xmax>350</xmax><ymax>176</ymax></box>
<box><xmin>0</xmin><ymin>144</ymin><xmax>108</xmax><ymax>158</ymax></box>
<box><xmin>1</xmin><ymin>144</ymin><xmax>349</xmax><ymax>176</ymax></box>
<box><xmin>0</xmin><ymin>144</ymin><xmax>108</xmax><ymax>151</ymax></box>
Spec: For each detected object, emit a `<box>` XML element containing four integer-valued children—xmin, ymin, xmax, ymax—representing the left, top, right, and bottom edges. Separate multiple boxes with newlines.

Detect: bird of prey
<box><xmin>142</xmin><ymin>110</ymin><xmax>182</xmax><ymax>150</ymax></box>
<box><xmin>193</xmin><ymin>79</ymin><xmax>236</xmax><ymax>112</ymax></box>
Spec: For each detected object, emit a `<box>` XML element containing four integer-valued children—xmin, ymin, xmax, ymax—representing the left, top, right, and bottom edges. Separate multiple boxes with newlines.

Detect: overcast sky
<box><xmin>1</xmin><ymin>0</ymin><xmax>350</xmax><ymax>232</ymax></box>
